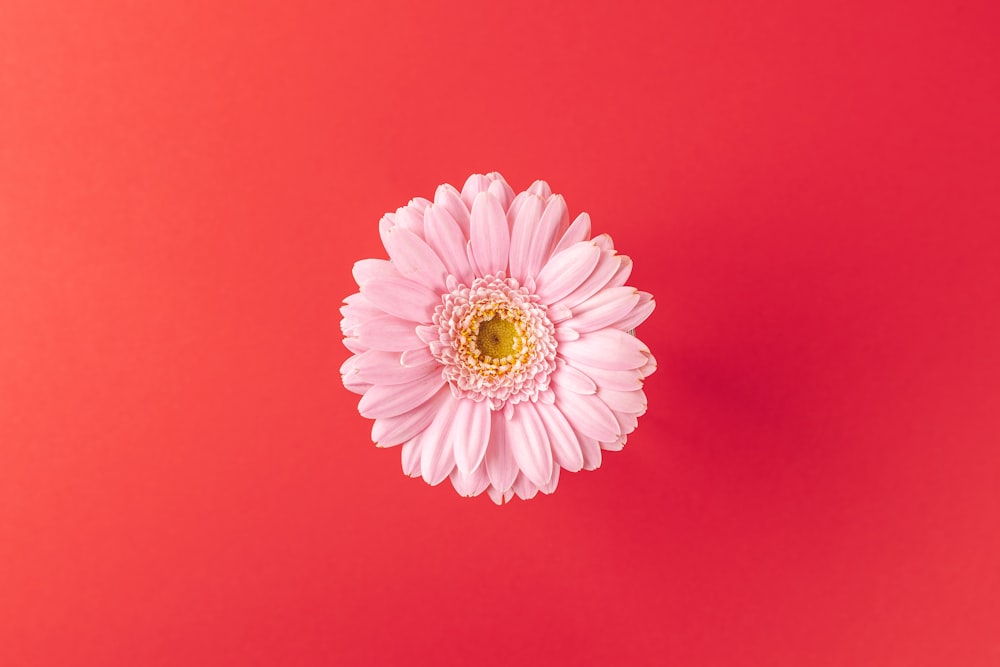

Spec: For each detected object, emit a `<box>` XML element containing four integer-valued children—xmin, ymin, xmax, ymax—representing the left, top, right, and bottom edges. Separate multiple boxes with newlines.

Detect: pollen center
<box><xmin>476</xmin><ymin>315</ymin><xmax>520</xmax><ymax>359</ymax></box>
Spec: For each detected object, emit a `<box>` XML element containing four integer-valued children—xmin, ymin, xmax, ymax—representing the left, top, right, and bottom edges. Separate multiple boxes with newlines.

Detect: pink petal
<box><xmin>506</xmin><ymin>402</ymin><xmax>554</xmax><ymax>487</ymax></box>
<box><xmin>352</xmin><ymin>258</ymin><xmax>399</xmax><ymax>286</ymax></box>
<box><xmin>539</xmin><ymin>464</ymin><xmax>561</xmax><ymax>495</ymax></box>
<box><xmin>452</xmin><ymin>398</ymin><xmax>491</xmax><ymax>474</ymax></box>
<box><xmin>512</xmin><ymin>473</ymin><xmax>539</xmax><ymax>500</ymax></box>
<box><xmin>592</xmin><ymin>233</ymin><xmax>614</xmax><ymax>252</ymax></box>
<box><xmin>596</xmin><ymin>387</ymin><xmax>647</xmax><ymax>414</ymax></box>
<box><xmin>534</xmin><ymin>241</ymin><xmax>601</xmax><ymax>304</ymax></box>
<box><xmin>578</xmin><ymin>435</ymin><xmax>602</xmax><ymax>471</ymax></box>
<box><xmin>353</xmin><ymin>315</ymin><xmax>424</xmax><ymax>351</ymax></box>
<box><xmin>342</xmin><ymin>338</ymin><xmax>368</xmax><ymax>355</ymax></box>
<box><xmin>552</xmin><ymin>385</ymin><xmax>620</xmax><ymax>442</ymax></box>
<box><xmin>358</xmin><ymin>372</ymin><xmax>446</xmax><ymax>419</ymax></box>
<box><xmin>602</xmin><ymin>435</ymin><xmax>626</xmax><ymax>452</ymax></box>
<box><xmin>486</xmin><ymin>173</ymin><xmax>514</xmax><ymax>209</ymax></box>
<box><xmin>486</xmin><ymin>485</ymin><xmax>514</xmax><ymax>505</ymax></box>
<box><xmin>522</xmin><ymin>193</ymin><xmax>567</xmax><ymax>279</ymax></box>
<box><xmin>470</xmin><ymin>191</ymin><xmax>510</xmax><ymax>277</ymax></box>
<box><xmin>569</xmin><ymin>361</ymin><xmax>643</xmax><ymax>391</ymax></box>
<box><xmin>352</xmin><ymin>350</ymin><xmax>439</xmax><ymax>384</ymax></box>
<box><xmin>558</xmin><ymin>328</ymin><xmax>649</xmax><ymax>370</ymax></box>
<box><xmin>381</xmin><ymin>226</ymin><xmax>448</xmax><ymax>293</ymax></box>
<box><xmin>420</xmin><ymin>396</ymin><xmax>460</xmax><ymax>485</ymax></box>
<box><xmin>611</xmin><ymin>408</ymin><xmax>639</xmax><ymax>436</ymax></box>
<box><xmin>449</xmin><ymin>462</ymin><xmax>491</xmax><ymax>498</ymax></box>
<box><xmin>394</xmin><ymin>204</ymin><xmax>425</xmax><ymax>239</ymax></box>
<box><xmin>423</xmin><ymin>204</ymin><xmax>474</xmax><ymax>284</ymax></box>
<box><xmin>550</xmin><ymin>362</ymin><xmax>597</xmax><ymax>394</ymax></box>
<box><xmin>401</xmin><ymin>347</ymin><xmax>435</xmax><ymax>367</ymax></box>
<box><xmin>340</xmin><ymin>356</ymin><xmax>371</xmax><ymax>395</ymax></box>
<box><xmin>401</xmin><ymin>433</ymin><xmax>423</xmax><ymax>477</ymax></box>
<box><xmin>527</xmin><ymin>179</ymin><xmax>552</xmax><ymax>198</ymax></box>
<box><xmin>362</xmin><ymin>276</ymin><xmax>440</xmax><ymax>323</ymax></box>
<box><xmin>557</xmin><ymin>250</ymin><xmax>622</xmax><ymax>309</ymax></box>
<box><xmin>484</xmin><ymin>409</ymin><xmax>517</xmax><ymax>493</ymax></box>
<box><xmin>552</xmin><ymin>212</ymin><xmax>592</xmax><ymax>256</ymax></box>
<box><xmin>507</xmin><ymin>193</ymin><xmax>544</xmax><ymax>284</ymax></box>
<box><xmin>460</xmin><ymin>173</ymin><xmax>491</xmax><ymax>209</ymax></box>
<box><xmin>605</xmin><ymin>255</ymin><xmax>632</xmax><ymax>289</ymax></box>
<box><xmin>568</xmin><ymin>287</ymin><xmax>641</xmax><ymax>333</ymax></box>
<box><xmin>372</xmin><ymin>386</ymin><xmax>448</xmax><ymax>446</ymax></box>
<box><xmin>611</xmin><ymin>291</ymin><xmax>655</xmax><ymax>331</ymax></box>
<box><xmin>640</xmin><ymin>350</ymin><xmax>657</xmax><ymax>378</ymax></box>
<box><xmin>408</xmin><ymin>197</ymin><xmax>431</xmax><ymax>214</ymax></box>
<box><xmin>535</xmin><ymin>401</ymin><xmax>584</xmax><ymax>472</ymax></box>
<box><xmin>555</xmin><ymin>326</ymin><xmax>579</xmax><ymax>342</ymax></box>
<box><xmin>433</xmin><ymin>183</ymin><xmax>470</xmax><ymax>237</ymax></box>
<box><xmin>505</xmin><ymin>191</ymin><xmax>529</xmax><ymax>230</ymax></box>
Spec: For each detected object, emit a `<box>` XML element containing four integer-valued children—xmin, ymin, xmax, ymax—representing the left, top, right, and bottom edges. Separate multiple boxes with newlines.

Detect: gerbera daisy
<box><xmin>340</xmin><ymin>172</ymin><xmax>656</xmax><ymax>503</ymax></box>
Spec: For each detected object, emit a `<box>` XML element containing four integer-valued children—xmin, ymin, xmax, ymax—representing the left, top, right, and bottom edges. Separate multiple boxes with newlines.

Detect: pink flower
<box><xmin>340</xmin><ymin>173</ymin><xmax>656</xmax><ymax>503</ymax></box>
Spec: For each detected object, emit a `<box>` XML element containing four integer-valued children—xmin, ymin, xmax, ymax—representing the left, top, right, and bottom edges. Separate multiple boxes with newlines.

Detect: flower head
<box><xmin>340</xmin><ymin>172</ymin><xmax>656</xmax><ymax>503</ymax></box>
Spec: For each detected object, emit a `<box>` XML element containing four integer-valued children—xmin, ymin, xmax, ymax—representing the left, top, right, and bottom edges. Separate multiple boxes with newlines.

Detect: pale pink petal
<box><xmin>362</xmin><ymin>276</ymin><xmax>439</xmax><ymax>323</ymax></box>
<box><xmin>358</xmin><ymin>372</ymin><xmax>446</xmax><ymax>419</ymax></box>
<box><xmin>394</xmin><ymin>204</ymin><xmax>425</xmax><ymax>239</ymax></box>
<box><xmin>342</xmin><ymin>338</ymin><xmax>368</xmax><ymax>355</ymax></box>
<box><xmin>353</xmin><ymin>315</ymin><xmax>424</xmax><ymax>351</ymax></box>
<box><xmin>554</xmin><ymin>326</ymin><xmax>579</xmax><ymax>342</ymax></box>
<box><xmin>486</xmin><ymin>485</ymin><xmax>514</xmax><ymax>505</ymax></box>
<box><xmin>568</xmin><ymin>361</ymin><xmax>643</xmax><ymax>391</ymax></box>
<box><xmin>505</xmin><ymin>191</ymin><xmax>529</xmax><ymax>230</ymax></box>
<box><xmin>639</xmin><ymin>350</ymin><xmax>657</xmax><ymax>378</ymax></box>
<box><xmin>401</xmin><ymin>347</ymin><xmax>435</xmax><ymax>367</ymax></box>
<box><xmin>552</xmin><ymin>212</ymin><xmax>592</xmax><ymax>256</ymax></box>
<box><xmin>420</xmin><ymin>396</ymin><xmax>460</xmax><ymax>485</ymax></box>
<box><xmin>352</xmin><ymin>258</ymin><xmax>399</xmax><ymax>286</ymax></box>
<box><xmin>486</xmin><ymin>173</ymin><xmax>514</xmax><ymax>209</ymax></box>
<box><xmin>372</xmin><ymin>386</ymin><xmax>448</xmax><ymax>446</ymax></box>
<box><xmin>522</xmin><ymin>194</ymin><xmax>567</xmax><ymax>279</ymax></box>
<box><xmin>484</xmin><ymin>409</ymin><xmax>517</xmax><ymax>493</ymax></box>
<box><xmin>568</xmin><ymin>287</ymin><xmax>641</xmax><ymax>333</ymax></box>
<box><xmin>534</xmin><ymin>241</ymin><xmax>601</xmax><ymax>304</ymax></box>
<box><xmin>460</xmin><ymin>173</ymin><xmax>491</xmax><ymax>209</ymax></box>
<box><xmin>578</xmin><ymin>435</ymin><xmax>602</xmax><ymax>470</ymax></box>
<box><xmin>535</xmin><ymin>401</ymin><xmax>584</xmax><ymax>472</ymax></box>
<box><xmin>611</xmin><ymin>292</ymin><xmax>655</xmax><ymax>331</ymax></box>
<box><xmin>551</xmin><ymin>385</ymin><xmax>620</xmax><ymax>442</ymax></box>
<box><xmin>512</xmin><ymin>473</ymin><xmax>539</xmax><ymax>500</ymax></box>
<box><xmin>611</xmin><ymin>408</ymin><xmax>639</xmax><ymax>436</ymax></box>
<box><xmin>449</xmin><ymin>462</ymin><xmax>491</xmax><ymax>498</ymax></box>
<box><xmin>596</xmin><ymin>387</ymin><xmax>647</xmax><ymax>414</ymax></box>
<box><xmin>556</xmin><ymin>250</ymin><xmax>622</xmax><ymax>309</ymax></box>
<box><xmin>401</xmin><ymin>433</ymin><xmax>423</xmax><ymax>477</ymax></box>
<box><xmin>423</xmin><ymin>204</ymin><xmax>474</xmax><ymax>284</ymax></box>
<box><xmin>434</xmin><ymin>183</ymin><xmax>470</xmax><ymax>238</ymax></box>
<box><xmin>507</xmin><ymin>193</ymin><xmax>544</xmax><ymax>283</ymax></box>
<box><xmin>546</xmin><ymin>302</ymin><xmax>572</xmax><ymax>323</ymax></box>
<box><xmin>452</xmin><ymin>398</ymin><xmax>491</xmax><ymax>474</ymax></box>
<box><xmin>558</xmin><ymin>328</ymin><xmax>649</xmax><ymax>370</ymax></box>
<box><xmin>602</xmin><ymin>435</ymin><xmax>626</xmax><ymax>451</ymax></box>
<box><xmin>605</xmin><ymin>256</ymin><xmax>632</xmax><ymax>289</ymax></box>
<box><xmin>470</xmin><ymin>191</ymin><xmax>510</xmax><ymax>277</ymax></box>
<box><xmin>539</xmin><ymin>464</ymin><xmax>561</xmax><ymax>495</ymax></box>
<box><xmin>408</xmin><ymin>197</ymin><xmax>431</xmax><ymax>214</ymax></box>
<box><xmin>526</xmin><ymin>179</ymin><xmax>552</xmax><ymax>198</ymax></box>
<box><xmin>352</xmin><ymin>350</ymin><xmax>439</xmax><ymax>385</ymax></box>
<box><xmin>592</xmin><ymin>233</ymin><xmax>614</xmax><ymax>252</ymax></box>
<box><xmin>341</xmin><ymin>356</ymin><xmax>371</xmax><ymax>395</ymax></box>
<box><xmin>550</xmin><ymin>361</ymin><xmax>597</xmax><ymax>394</ymax></box>
<box><xmin>506</xmin><ymin>402</ymin><xmax>554</xmax><ymax>487</ymax></box>
<box><xmin>381</xmin><ymin>226</ymin><xmax>448</xmax><ymax>293</ymax></box>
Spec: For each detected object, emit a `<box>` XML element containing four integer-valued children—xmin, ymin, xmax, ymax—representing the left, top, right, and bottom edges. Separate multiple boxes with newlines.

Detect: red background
<box><xmin>2</xmin><ymin>0</ymin><xmax>999</xmax><ymax>665</ymax></box>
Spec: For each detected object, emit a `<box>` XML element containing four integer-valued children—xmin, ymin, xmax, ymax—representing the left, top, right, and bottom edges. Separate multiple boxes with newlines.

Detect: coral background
<box><xmin>2</xmin><ymin>0</ymin><xmax>999</xmax><ymax>665</ymax></box>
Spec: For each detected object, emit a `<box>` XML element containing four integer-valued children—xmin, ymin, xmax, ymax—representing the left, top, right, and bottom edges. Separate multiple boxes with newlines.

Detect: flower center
<box><xmin>475</xmin><ymin>315</ymin><xmax>520</xmax><ymax>360</ymax></box>
<box><xmin>429</xmin><ymin>274</ymin><xmax>558</xmax><ymax>410</ymax></box>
